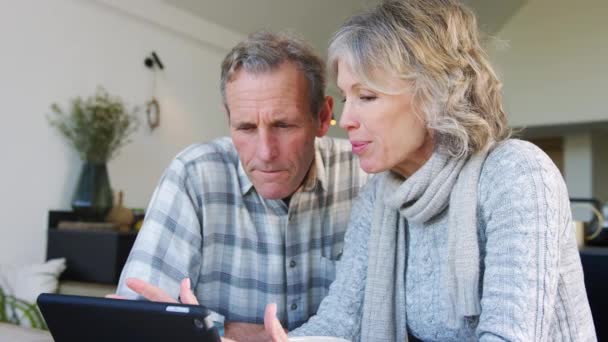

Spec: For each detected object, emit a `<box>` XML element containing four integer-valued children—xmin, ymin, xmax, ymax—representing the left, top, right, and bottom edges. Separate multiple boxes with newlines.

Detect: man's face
<box><xmin>226</xmin><ymin>62</ymin><xmax>331</xmax><ymax>199</ymax></box>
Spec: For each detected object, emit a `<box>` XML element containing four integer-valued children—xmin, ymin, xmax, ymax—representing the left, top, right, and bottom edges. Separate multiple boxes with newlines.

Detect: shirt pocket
<box><xmin>319</xmin><ymin>241</ymin><xmax>343</xmax><ymax>286</ymax></box>
<box><xmin>320</xmin><ymin>236</ymin><xmax>344</xmax><ymax>261</ymax></box>
<box><xmin>319</xmin><ymin>255</ymin><xmax>338</xmax><ymax>289</ymax></box>
<box><xmin>318</xmin><ymin>228</ymin><xmax>344</xmax><ymax>289</ymax></box>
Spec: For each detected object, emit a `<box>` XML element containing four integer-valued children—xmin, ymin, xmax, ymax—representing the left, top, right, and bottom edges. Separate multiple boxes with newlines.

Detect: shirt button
<box><xmin>289</xmin><ymin>260</ymin><xmax>297</xmax><ymax>268</ymax></box>
<box><xmin>291</xmin><ymin>303</ymin><xmax>298</xmax><ymax>310</ymax></box>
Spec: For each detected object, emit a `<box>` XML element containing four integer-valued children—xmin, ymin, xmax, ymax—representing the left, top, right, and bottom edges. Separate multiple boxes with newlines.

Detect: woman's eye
<box><xmin>340</xmin><ymin>97</ymin><xmax>346</xmax><ymax>104</ymax></box>
<box><xmin>360</xmin><ymin>96</ymin><xmax>377</xmax><ymax>102</ymax></box>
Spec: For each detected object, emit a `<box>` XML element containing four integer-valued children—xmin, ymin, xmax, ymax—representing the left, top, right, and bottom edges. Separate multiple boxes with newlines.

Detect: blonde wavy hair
<box><xmin>328</xmin><ymin>0</ymin><xmax>510</xmax><ymax>157</ymax></box>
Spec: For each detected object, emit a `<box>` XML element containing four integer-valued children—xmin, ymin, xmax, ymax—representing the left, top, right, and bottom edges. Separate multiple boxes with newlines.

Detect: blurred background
<box><xmin>0</xmin><ymin>0</ymin><xmax>606</xmax><ymax>275</ymax></box>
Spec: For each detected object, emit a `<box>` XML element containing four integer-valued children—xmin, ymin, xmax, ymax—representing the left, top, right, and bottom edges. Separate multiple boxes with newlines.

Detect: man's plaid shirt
<box><xmin>117</xmin><ymin>136</ymin><xmax>369</xmax><ymax>330</ymax></box>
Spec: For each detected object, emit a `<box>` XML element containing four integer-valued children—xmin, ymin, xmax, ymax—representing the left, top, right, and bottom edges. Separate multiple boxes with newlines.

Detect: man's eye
<box><xmin>238</xmin><ymin>126</ymin><xmax>256</xmax><ymax>131</ymax></box>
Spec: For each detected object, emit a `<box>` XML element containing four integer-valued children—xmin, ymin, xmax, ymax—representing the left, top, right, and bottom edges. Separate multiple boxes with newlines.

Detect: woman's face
<box><xmin>337</xmin><ymin>60</ymin><xmax>433</xmax><ymax>177</ymax></box>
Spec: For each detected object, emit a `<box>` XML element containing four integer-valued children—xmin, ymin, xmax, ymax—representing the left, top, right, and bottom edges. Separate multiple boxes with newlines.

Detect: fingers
<box><xmin>179</xmin><ymin>278</ymin><xmax>199</xmax><ymax>305</ymax></box>
<box><xmin>224</xmin><ymin>322</ymin><xmax>266</xmax><ymax>340</ymax></box>
<box><xmin>126</xmin><ymin>278</ymin><xmax>177</xmax><ymax>303</ymax></box>
<box><xmin>105</xmin><ymin>294</ymin><xmax>125</xmax><ymax>300</ymax></box>
<box><xmin>125</xmin><ymin>277</ymin><xmax>198</xmax><ymax>305</ymax></box>
<box><xmin>264</xmin><ymin>303</ymin><xmax>288</xmax><ymax>342</ymax></box>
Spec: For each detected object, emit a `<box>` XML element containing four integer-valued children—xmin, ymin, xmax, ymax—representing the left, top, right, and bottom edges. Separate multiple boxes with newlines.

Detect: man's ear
<box><xmin>316</xmin><ymin>96</ymin><xmax>334</xmax><ymax>137</ymax></box>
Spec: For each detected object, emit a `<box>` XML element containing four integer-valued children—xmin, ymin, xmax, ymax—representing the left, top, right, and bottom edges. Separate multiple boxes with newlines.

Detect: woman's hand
<box><xmin>264</xmin><ymin>303</ymin><xmax>289</xmax><ymax>342</ymax></box>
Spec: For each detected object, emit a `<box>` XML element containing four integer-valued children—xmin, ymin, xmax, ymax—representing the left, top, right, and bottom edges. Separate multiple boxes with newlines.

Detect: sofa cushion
<box><xmin>0</xmin><ymin>322</ymin><xmax>53</xmax><ymax>341</ymax></box>
<box><xmin>0</xmin><ymin>258</ymin><xmax>65</xmax><ymax>329</ymax></box>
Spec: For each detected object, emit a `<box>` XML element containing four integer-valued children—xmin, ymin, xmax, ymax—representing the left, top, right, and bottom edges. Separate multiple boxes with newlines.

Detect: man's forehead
<box><xmin>225</xmin><ymin>63</ymin><xmax>311</xmax><ymax>117</ymax></box>
<box><xmin>228</xmin><ymin>101</ymin><xmax>309</xmax><ymax>124</ymax></box>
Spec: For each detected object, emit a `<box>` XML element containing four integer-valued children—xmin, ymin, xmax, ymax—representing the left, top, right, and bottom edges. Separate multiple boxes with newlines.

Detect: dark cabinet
<box><xmin>580</xmin><ymin>247</ymin><xmax>608</xmax><ymax>341</ymax></box>
<box><xmin>46</xmin><ymin>211</ymin><xmax>137</xmax><ymax>284</ymax></box>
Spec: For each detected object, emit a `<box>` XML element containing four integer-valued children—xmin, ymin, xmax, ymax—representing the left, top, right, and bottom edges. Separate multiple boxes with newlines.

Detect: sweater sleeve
<box><xmin>475</xmin><ymin>140</ymin><xmax>573</xmax><ymax>341</ymax></box>
<box><xmin>289</xmin><ymin>176</ymin><xmax>378</xmax><ymax>341</ymax></box>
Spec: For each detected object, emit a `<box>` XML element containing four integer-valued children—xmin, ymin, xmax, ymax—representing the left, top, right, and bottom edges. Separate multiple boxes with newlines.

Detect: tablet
<box><xmin>37</xmin><ymin>293</ymin><xmax>221</xmax><ymax>342</ymax></box>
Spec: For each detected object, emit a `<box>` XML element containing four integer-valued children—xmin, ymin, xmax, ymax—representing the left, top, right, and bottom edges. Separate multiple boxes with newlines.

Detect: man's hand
<box><xmin>107</xmin><ymin>280</ymin><xmax>290</xmax><ymax>341</ymax></box>
<box><xmin>105</xmin><ymin>278</ymin><xmax>199</xmax><ymax>305</ymax></box>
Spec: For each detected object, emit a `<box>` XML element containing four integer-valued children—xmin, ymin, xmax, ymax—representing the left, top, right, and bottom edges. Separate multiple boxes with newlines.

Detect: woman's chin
<box><xmin>360</xmin><ymin>162</ymin><xmax>386</xmax><ymax>175</ymax></box>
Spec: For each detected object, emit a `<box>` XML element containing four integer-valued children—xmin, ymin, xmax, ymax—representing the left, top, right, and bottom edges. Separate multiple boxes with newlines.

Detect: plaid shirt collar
<box><xmin>237</xmin><ymin>139</ymin><xmax>329</xmax><ymax>196</ymax></box>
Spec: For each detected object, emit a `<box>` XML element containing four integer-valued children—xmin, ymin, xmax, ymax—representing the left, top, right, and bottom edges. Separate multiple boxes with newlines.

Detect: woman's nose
<box><xmin>339</xmin><ymin>103</ymin><xmax>360</xmax><ymax>131</ymax></box>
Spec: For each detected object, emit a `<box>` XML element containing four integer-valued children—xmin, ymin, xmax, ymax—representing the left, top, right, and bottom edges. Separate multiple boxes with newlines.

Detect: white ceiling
<box><xmin>163</xmin><ymin>0</ymin><xmax>528</xmax><ymax>55</ymax></box>
<box><xmin>163</xmin><ymin>0</ymin><xmax>379</xmax><ymax>54</ymax></box>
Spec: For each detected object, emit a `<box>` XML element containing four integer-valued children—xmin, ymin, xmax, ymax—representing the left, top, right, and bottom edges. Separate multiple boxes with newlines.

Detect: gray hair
<box><xmin>328</xmin><ymin>0</ymin><xmax>510</xmax><ymax>157</ymax></box>
<box><xmin>220</xmin><ymin>31</ymin><xmax>326</xmax><ymax>117</ymax></box>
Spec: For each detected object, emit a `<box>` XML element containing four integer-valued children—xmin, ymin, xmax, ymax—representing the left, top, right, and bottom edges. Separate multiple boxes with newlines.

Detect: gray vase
<box><xmin>71</xmin><ymin>162</ymin><xmax>113</xmax><ymax>219</ymax></box>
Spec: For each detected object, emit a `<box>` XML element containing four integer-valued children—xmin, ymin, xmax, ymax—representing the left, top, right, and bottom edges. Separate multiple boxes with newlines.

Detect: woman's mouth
<box><xmin>350</xmin><ymin>141</ymin><xmax>370</xmax><ymax>155</ymax></box>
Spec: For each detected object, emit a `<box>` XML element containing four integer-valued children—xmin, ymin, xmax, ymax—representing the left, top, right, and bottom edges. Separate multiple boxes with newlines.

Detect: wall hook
<box><xmin>144</xmin><ymin>51</ymin><xmax>163</xmax><ymax>131</ymax></box>
<box><xmin>144</xmin><ymin>51</ymin><xmax>164</xmax><ymax>70</ymax></box>
<box><xmin>146</xmin><ymin>97</ymin><xmax>160</xmax><ymax>131</ymax></box>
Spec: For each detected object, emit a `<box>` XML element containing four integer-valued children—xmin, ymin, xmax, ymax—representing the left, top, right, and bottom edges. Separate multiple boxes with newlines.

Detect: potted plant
<box><xmin>48</xmin><ymin>87</ymin><xmax>139</xmax><ymax>219</ymax></box>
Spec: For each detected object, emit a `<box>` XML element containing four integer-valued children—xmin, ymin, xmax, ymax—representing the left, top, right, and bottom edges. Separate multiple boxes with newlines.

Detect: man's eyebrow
<box><xmin>231</xmin><ymin>120</ymin><xmax>256</xmax><ymax>127</ymax></box>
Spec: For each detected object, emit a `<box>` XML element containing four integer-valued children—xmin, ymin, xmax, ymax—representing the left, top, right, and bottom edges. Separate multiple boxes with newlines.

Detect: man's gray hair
<box><xmin>220</xmin><ymin>31</ymin><xmax>326</xmax><ymax>117</ymax></box>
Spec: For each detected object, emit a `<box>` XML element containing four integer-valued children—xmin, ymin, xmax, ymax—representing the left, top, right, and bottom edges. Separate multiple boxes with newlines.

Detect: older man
<box><xmin>116</xmin><ymin>31</ymin><xmax>368</xmax><ymax>341</ymax></box>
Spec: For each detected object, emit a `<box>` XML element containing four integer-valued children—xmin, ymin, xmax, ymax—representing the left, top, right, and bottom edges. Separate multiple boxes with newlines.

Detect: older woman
<box><xmin>262</xmin><ymin>0</ymin><xmax>596</xmax><ymax>341</ymax></box>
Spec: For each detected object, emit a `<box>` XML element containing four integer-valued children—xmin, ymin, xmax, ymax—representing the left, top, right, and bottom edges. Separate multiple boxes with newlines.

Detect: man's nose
<box><xmin>257</xmin><ymin>131</ymin><xmax>278</xmax><ymax>161</ymax></box>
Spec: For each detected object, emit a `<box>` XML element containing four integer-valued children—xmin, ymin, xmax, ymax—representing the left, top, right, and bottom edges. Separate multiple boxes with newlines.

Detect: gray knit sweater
<box><xmin>290</xmin><ymin>140</ymin><xmax>596</xmax><ymax>341</ymax></box>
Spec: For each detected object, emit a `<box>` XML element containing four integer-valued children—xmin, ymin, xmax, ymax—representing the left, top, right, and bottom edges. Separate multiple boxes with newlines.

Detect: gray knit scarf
<box><xmin>360</xmin><ymin>144</ymin><xmax>493</xmax><ymax>342</ymax></box>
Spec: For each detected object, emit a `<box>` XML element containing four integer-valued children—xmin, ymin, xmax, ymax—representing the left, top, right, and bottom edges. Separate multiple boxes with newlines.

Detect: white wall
<box><xmin>0</xmin><ymin>0</ymin><xmax>243</xmax><ymax>264</ymax></box>
<box><xmin>592</xmin><ymin>132</ymin><xmax>608</xmax><ymax>204</ymax></box>
<box><xmin>564</xmin><ymin>132</ymin><xmax>608</xmax><ymax>220</ymax></box>
<box><xmin>490</xmin><ymin>0</ymin><xmax>608</xmax><ymax>127</ymax></box>
<box><xmin>490</xmin><ymin>0</ymin><xmax>608</xmax><ymax>217</ymax></box>
<box><xmin>564</xmin><ymin>133</ymin><xmax>593</xmax><ymax>199</ymax></box>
